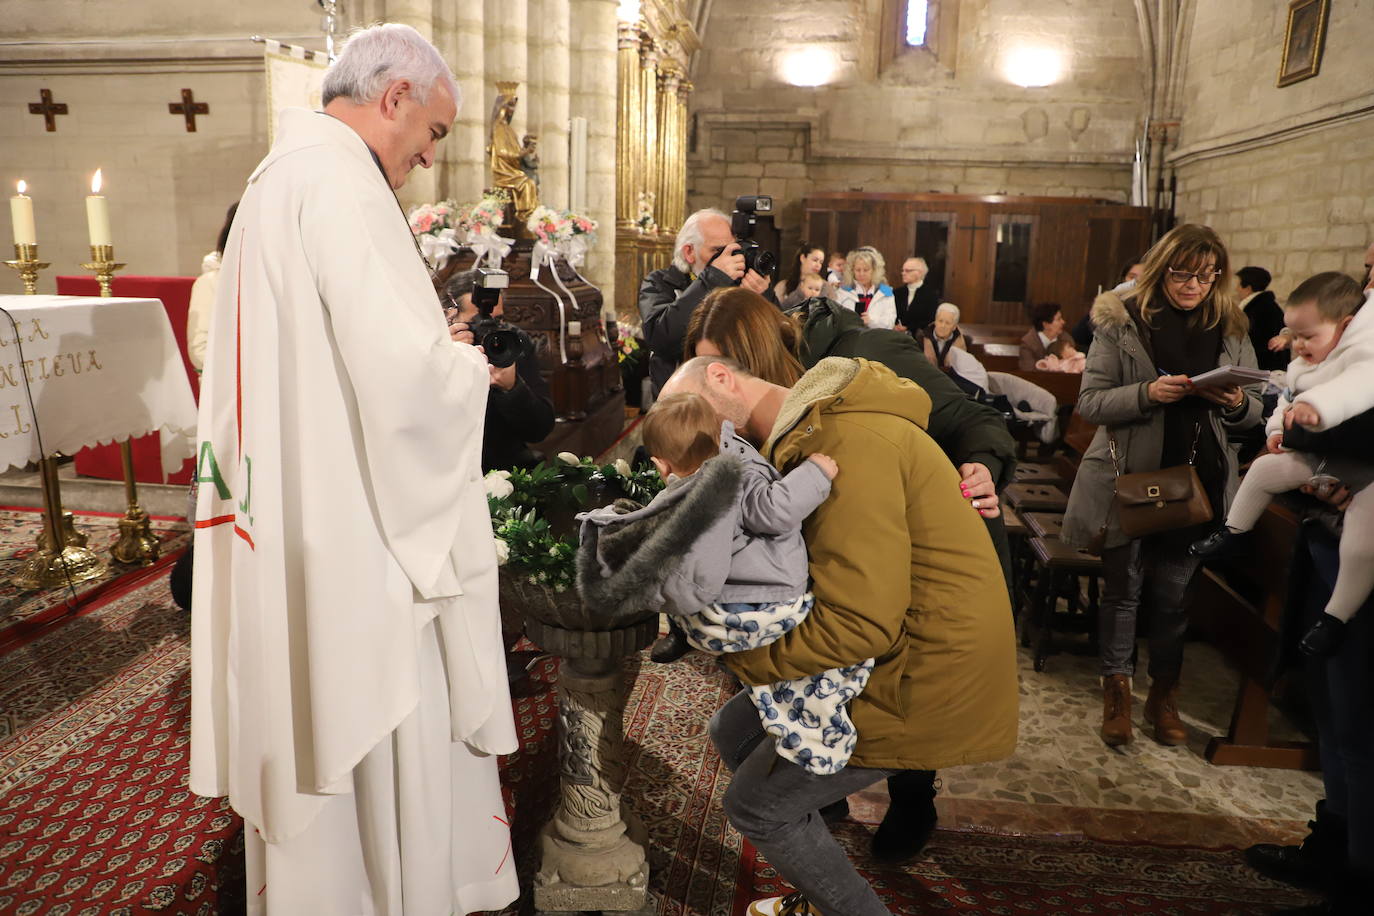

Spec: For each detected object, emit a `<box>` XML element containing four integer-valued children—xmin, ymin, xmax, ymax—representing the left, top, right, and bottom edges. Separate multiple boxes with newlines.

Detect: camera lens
<box><xmin>754</xmin><ymin>249</ymin><xmax>777</xmax><ymax>275</ymax></box>
<box><xmin>483</xmin><ymin>329</ymin><xmax>522</xmax><ymax>369</ymax></box>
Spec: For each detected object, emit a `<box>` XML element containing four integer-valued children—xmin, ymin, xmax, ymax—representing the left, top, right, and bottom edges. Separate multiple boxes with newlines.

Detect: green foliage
<box><xmin>486</xmin><ymin>457</ymin><xmax>665</xmax><ymax>592</ymax></box>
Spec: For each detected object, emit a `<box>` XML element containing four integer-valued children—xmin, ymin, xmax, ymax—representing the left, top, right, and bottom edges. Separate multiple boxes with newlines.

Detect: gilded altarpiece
<box><xmin>614</xmin><ymin>1</ymin><xmax>697</xmax><ymax>324</ymax></box>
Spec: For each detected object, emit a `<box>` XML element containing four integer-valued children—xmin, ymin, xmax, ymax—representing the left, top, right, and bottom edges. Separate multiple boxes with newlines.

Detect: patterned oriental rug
<box><xmin>0</xmin><ymin>506</ymin><xmax>191</xmax><ymax>656</ymax></box>
<box><xmin>499</xmin><ymin>650</ymin><xmax>1319</xmax><ymax>916</ymax></box>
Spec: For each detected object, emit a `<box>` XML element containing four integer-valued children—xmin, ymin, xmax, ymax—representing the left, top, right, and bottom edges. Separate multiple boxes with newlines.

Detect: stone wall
<box><xmin>1171</xmin><ymin>0</ymin><xmax>1374</xmax><ymax>298</ymax></box>
<box><xmin>687</xmin><ymin>0</ymin><xmax>1149</xmax><ymax>245</ymax></box>
<box><xmin>1</xmin><ymin>0</ymin><xmax>617</xmax><ymax>305</ymax></box>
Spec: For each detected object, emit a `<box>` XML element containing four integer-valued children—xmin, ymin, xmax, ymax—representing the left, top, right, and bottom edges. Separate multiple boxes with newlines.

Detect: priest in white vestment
<box><xmin>189</xmin><ymin>24</ymin><xmax>518</xmax><ymax>914</ymax></box>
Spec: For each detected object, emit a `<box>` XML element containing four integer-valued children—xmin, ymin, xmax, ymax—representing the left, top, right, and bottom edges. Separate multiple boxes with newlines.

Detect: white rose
<box><xmin>614</xmin><ymin>458</ymin><xmax>632</xmax><ymax>477</ymax></box>
<box><xmin>556</xmin><ymin>451</ymin><xmax>581</xmax><ymax>466</ymax></box>
<box><xmin>489</xmin><ymin>469</ymin><xmax>512</xmax><ymax>480</ymax></box>
<box><xmin>493</xmin><ymin>538</ymin><xmax>510</xmax><ymax>565</ymax></box>
<box><xmin>484</xmin><ymin>475</ymin><xmax>514</xmax><ymax>499</ymax></box>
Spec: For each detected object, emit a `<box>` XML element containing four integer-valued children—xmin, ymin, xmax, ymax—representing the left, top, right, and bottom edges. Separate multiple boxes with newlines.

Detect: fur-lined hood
<box><xmin>1090</xmin><ymin>288</ymin><xmax>1133</xmax><ymax>331</ymax></box>
<box><xmin>576</xmin><ymin>454</ymin><xmax>742</xmax><ymax>620</ymax></box>
<box><xmin>764</xmin><ymin>357</ymin><xmax>932</xmax><ymax>464</ymax></box>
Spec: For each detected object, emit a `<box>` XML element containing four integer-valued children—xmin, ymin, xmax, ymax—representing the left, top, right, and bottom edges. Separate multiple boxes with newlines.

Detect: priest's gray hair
<box><xmin>321</xmin><ymin>23</ymin><xmax>460</xmax><ymax>109</ymax></box>
<box><xmin>673</xmin><ymin>208</ymin><xmax>729</xmax><ymax>273</ymax></box>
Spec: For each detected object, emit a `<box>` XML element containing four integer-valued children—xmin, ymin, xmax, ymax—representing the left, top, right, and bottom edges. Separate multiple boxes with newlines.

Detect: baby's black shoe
<box><xmin>1189</xmin><ymin>527</ymin><xmax>1249</xmax><ymax>559</ymax></box>
<box><xmin>1299</xmin><ymin>614</ymin><xmax>1347</xmax><ymax>658</ymax></box>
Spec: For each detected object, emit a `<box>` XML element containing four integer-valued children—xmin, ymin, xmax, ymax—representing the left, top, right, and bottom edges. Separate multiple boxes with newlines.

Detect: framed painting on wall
<box><xmin>1277</xmin><ymin>0</ymin><xmax>1329</xmax><ymax>87</ymax></box>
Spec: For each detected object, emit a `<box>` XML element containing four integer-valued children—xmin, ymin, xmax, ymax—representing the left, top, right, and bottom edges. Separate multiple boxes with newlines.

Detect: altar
<box><xmin>0</xmin><ymin>295</ymin><xmax>197</xmax><ymax>477</ymax></box>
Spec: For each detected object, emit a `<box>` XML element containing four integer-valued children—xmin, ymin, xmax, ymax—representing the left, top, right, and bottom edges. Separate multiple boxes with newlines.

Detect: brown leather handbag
<box><xmin>1107</xmin><ymin>427</ymin><xmax>1213</xmax><ymax>538</ymax></box>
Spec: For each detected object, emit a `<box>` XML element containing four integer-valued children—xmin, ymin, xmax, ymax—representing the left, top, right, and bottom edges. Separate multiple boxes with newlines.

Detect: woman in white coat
<box><xmin>834</xmin><ymin>246</ymin><xmax>896</xmax><ymax>329</ymax></box>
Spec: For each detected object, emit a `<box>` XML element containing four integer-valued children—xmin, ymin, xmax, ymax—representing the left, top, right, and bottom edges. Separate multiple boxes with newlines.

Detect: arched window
<box><xmin>882</xmin><ymin>0</ymin><xmax>957</xmax><ymax>71</ymax></box>
<box><xmin>905</xmin><ymin>0</ymin><xmax>930</xmax><ymax>47</ymax></box>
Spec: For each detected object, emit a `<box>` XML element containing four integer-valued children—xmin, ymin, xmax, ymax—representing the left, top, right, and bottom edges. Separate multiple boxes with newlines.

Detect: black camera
<box><xmin>730</xmin><ymin>195</ymin><xmax>777</xmax><ymax>277</ymax></box>
<box><xmin>467</xmin><ymin>268</ymin><xmax>531</xmax><ymax>370</ymax></box>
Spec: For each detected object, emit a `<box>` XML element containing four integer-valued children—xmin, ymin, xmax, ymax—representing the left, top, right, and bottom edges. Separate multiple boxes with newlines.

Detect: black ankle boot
<box><xmin>649</xmin><ymin>619</ymin><xmax>691</xmax><ymax>663</ymax></box>
<box><xmin>1245</xmin><ymin>800</ymin><xmax>1348</xmax><ymax>890</ymax></box>
<box><xmin>872</xmin><ymin>769</ymin><xmax>938</xmax><ymax>863</ymax></box>
<box><xmin>1189</xmin><ymin>527</ymin><xmax>1249</xmax><ymax>558</ymax></box>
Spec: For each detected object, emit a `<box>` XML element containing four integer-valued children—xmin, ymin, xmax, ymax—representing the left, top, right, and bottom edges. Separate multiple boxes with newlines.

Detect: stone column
<box><xmin>485</xmin><ymin>0</ymin><xmax>529</xmax><ymax>135</ymax></box>
<box><xmin>571</xmin><ymin>0</ymin><xmax>619</xmax><ymax>315</ymax></box>
<box><xmin>528</xmin><ymin>0</ymin><xmax>572</xmax><ymax>209</ymax></box>
<box><xmin>386</xmin><ymin>0</ymin><xmax>440</xmax><ymax>207</ymax></box>
<box><xmin>672</xmin><ymin>77</ymin><xmax>693</xmax><ymax>231</ymax></box>
<box><xmin>614</xmin><ymin>19</ymin><xmax>641</xmax><ymax>229</ymax></box>
<box><xmin>450</xmin><ymin>0</ymin><xmax>488</xmax><ymax>203</ymax></box>
<box><xmin>654</xmin><ymin>66</ymin><xmax>682</xmax><ymax>234</ymax></box>
<box><xmin>637</xmin><ymin>32</ymin><xmax>659</xmax><ymax>233</ymax></box>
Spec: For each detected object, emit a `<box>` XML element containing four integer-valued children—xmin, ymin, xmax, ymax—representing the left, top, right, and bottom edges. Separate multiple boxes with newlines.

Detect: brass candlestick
<box><xmin>79</xmin><ymin>243</ymin><xmax>159</xmax><ymax>566</ymax></box>
<box><xmin>111</xmin><ymin>439</ymin><xmax>159</xmax><ymax>566</ymax></box>
<box><xmin>80</xmin><ymin>244</ymin><xmax>125</xmax><ymax>298</ymax></box>
<box><xmin>7</xmin><ymin>250</ymin><xmax>107</xmax><ymax>588</ymax></box>
<box><xmin>4</xmin><ymin>243</ymin><xmax>50</xmax><ymax>295</ymax></box>
<box><xmin>12</xmin><ymin>456</ymin><xmax>108</xmax><ymax>590</ymax></box>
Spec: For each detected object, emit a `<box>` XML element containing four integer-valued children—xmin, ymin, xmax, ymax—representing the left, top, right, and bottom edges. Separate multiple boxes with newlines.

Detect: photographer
<box><xmin>639</xmin><ymin>207</ymin><xmax>775</xmax><ymax>395</ymax></box>
<box><xmin>445</xmin><ymin>269</ymin><xmax>556</xmax><ymax>472</ymax></box>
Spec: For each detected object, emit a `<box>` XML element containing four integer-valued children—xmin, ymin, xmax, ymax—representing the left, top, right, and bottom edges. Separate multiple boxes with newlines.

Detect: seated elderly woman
<box><xmin>833</xmin><ymin>246</ymin><xmax>897</xmax><ymax>329</ymax></box>
<box><xmin>1019</xmin><ymin>302</ymin><xmax>1075</xmax><ymax>369</ymax></box>
<box><xmin>922</xmin><ymin>302</ymin><xmax>969</xmax><ymax>369</ymax></box>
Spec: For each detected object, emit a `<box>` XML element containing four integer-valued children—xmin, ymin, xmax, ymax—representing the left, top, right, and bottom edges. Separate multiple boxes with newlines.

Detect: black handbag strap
<box><xmin>1107</xmin><ymin>422</ymin><xmax>1201</xmax><ymax>479</ymax></box>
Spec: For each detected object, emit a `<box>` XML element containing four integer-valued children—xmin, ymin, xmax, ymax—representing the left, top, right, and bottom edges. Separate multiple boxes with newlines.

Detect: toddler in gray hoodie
<box><xmin>640</xmin><ymin>392</ymin><xmax>874</xmax><ymax>775</ymax></box>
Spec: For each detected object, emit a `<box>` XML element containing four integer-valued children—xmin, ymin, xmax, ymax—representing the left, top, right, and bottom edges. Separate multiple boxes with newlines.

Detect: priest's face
<box><xmin>378</xmin><ymin>80</ymin><xmax>458</xmax><ymax>189</ymax></box>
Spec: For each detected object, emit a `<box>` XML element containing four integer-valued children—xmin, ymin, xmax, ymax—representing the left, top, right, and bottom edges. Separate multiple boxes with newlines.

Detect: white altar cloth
<box><xmin>0</xmin><ymin>295</ymin><xmax>197</xmax><ymax>474</ymax></box>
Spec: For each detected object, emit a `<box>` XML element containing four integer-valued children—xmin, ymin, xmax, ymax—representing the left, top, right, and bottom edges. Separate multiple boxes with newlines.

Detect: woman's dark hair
<box><xmin>782</xmin><ymin>241</ymin><xmax>824</xmax><ymax>297</ymax></box>
<box><xmin>215</xmin><ymin>202</ymin><xmax>240</xmax><ymax>255</ymax></box>
<box><xmin>1119</xmin><ymin>256</ymin><xmax>1145</xmax><ymax>282</ymax></box>
<box><xmin>1029</xmin><ymin>301</ymin><xmax>1063</xmax><ymax>332</ymax></box>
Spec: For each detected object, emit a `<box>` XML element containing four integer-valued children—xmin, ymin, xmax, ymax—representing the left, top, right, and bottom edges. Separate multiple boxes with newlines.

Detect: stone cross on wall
<box><xmin>168</xmin><ymin>88</ymin><xmax>209</xmax><ymax>132</ymax></box>
<box><xmin>28</xmin><ymin>89</ymin><xmax>68</xmax><ymax>132</ymax></box>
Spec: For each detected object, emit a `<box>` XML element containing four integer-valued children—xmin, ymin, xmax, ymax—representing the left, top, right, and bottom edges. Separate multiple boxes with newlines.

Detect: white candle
<box><xmin>86</xmin><ymin>169</ymin><xmax>112</xmax><ymax>247</ymax></box>
<box><xmin>569</xmin><ymin>117</ymin><xmax>588</xmax><ymax>211</ymax></box>
<box><xmin>10</xmin><ymin>180</ymin><xmax>36</xmax><ymax>246</ymax></box>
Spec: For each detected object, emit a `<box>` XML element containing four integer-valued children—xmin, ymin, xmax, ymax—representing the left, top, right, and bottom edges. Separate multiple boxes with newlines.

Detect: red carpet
<box><xmin>0</xmin><ymin>506</ymin><xmax>191</xmax><ymax>655</ymax></box>
<box><xmin>736</xmin><ymin>824</ymin><xmax>1318</xmax><ymax>915</ymax></box>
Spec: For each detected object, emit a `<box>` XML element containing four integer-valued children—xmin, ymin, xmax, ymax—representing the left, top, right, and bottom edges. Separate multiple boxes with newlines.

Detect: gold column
<box><xmin>654</xmin><ymin>65</ymin><xmax>681</xmax><ymax>235</ymax></box>
<box><xmin>638</xmin><ymin>30</ymin><xmax>659</xmax><ymax>233</ymax></box>
<box><xmin>615</xmin><ymin>20</ymin><xmax>641</xmax><ymax>228</ymax></box>
<box><xmin>671</xmin><ymin>78</ymin><xmax>693</xmax><ymax>233</ymax></box>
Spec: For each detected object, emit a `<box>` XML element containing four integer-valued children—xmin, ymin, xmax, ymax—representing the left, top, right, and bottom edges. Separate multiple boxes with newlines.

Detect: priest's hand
<box><xmin>449</xmin><ymin>321</ymin><xmax>475</xmax><ymax>345</ymax></box>
<box><xmin>489</xmin><ymin>363</ymin><xmax>518</xmax><ymax>391</ymax></box>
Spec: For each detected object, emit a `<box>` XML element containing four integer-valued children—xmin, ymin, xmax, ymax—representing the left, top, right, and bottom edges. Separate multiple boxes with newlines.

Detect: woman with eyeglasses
<box><xmin>1061</xmin><ymin>224</ymin><xmax>1263</xmax><ymax>748</ymax></box>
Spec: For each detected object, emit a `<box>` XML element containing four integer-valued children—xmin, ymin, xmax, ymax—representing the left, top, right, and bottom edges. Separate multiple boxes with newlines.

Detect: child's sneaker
<box><xmin>747</xmin><ymin>891</ymin><xmax>823</xmax><ymax>915</ymax></box>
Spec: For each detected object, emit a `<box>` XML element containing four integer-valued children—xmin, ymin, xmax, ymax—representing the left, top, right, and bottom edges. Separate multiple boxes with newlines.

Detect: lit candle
<box><xmin>86</xmin><ymin>169</ymin><xmax>112</xmax><ymax>247</ymax></box>
<box><xmin>10</xmin><ymin>180</ymin><xmax>36</xmax><ymax>246</ymax></box>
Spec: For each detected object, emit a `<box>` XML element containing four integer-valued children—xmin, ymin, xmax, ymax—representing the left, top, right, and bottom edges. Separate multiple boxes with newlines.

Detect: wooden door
<box><xmin>802</xmin><ymin>193</ymin><xmax>1154</xmax><ymax>327</ymax></box>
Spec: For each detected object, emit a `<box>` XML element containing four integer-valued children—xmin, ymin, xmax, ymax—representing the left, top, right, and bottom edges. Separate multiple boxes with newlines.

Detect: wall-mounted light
<box><xmin>1003</xmin><ymin>45</ymin><xmax>1065</xmax><ymax>88</ymax></box>
<box><xmin>616</xmin><ymin>0</ymin><xmax>641</xmax><ymax>23</ymax></box>
<box><xmin>780</xmin><ymin>47</ymin><xmax>840</xmax><ymax>87</ymax></box>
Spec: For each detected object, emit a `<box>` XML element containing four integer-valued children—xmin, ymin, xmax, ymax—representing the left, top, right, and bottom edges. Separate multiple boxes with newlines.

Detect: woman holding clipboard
<box><xmin>1061</xmin><ymin>224</ymin><xmax>1263</xmax><ymax>748</ymax></box>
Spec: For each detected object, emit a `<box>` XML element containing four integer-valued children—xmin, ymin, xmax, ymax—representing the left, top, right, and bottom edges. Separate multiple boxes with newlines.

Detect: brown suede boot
<box><xmin>1144</xmin><ymin>676</ymin><xmax>1188</xmax><ymax>746</ymax></box>
<box><xmin>1100</xmin><ymin>674</ymin><xmax>1133</xmax><ymax>746</ymax></box>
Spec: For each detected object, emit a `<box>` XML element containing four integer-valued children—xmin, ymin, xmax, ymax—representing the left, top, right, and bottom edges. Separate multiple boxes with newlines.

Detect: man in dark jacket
<box><xmin>639</xmin><ymin>208</ymin><xmax>772</xmax><ymax>395</ymax></box>
<box><xmin>445</xmin><ymin>270</ymin><xmax>556</xmax><ymax>472</ymax></box>
<box><xmin>1237</xmin><ymin>266</ymin><xmax>1287</xmax><ymax>372</ymax></box>
<box><xmin>893</xmin><ymin>256</ymin><xmax>941</xmax><ymax>334</ymax></box>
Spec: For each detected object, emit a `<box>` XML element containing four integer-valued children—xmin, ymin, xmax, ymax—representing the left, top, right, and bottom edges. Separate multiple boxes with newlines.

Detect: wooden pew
<box><xmin>961</xmin><ymin>323</ymin><xmax>1026</xmax><ymax>348</ymax></box>
<box><xmin>1190</xmin><ymin>499</ymin><xmax>1319</xmax><ymax>770</ymax></box>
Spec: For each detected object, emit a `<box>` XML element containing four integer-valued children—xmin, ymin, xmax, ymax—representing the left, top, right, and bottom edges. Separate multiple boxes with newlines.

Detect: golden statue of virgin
<box><xmin>489</xmin><ymin>82</ymin><xmax>539</xmax><ymax>221</ymax></box>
